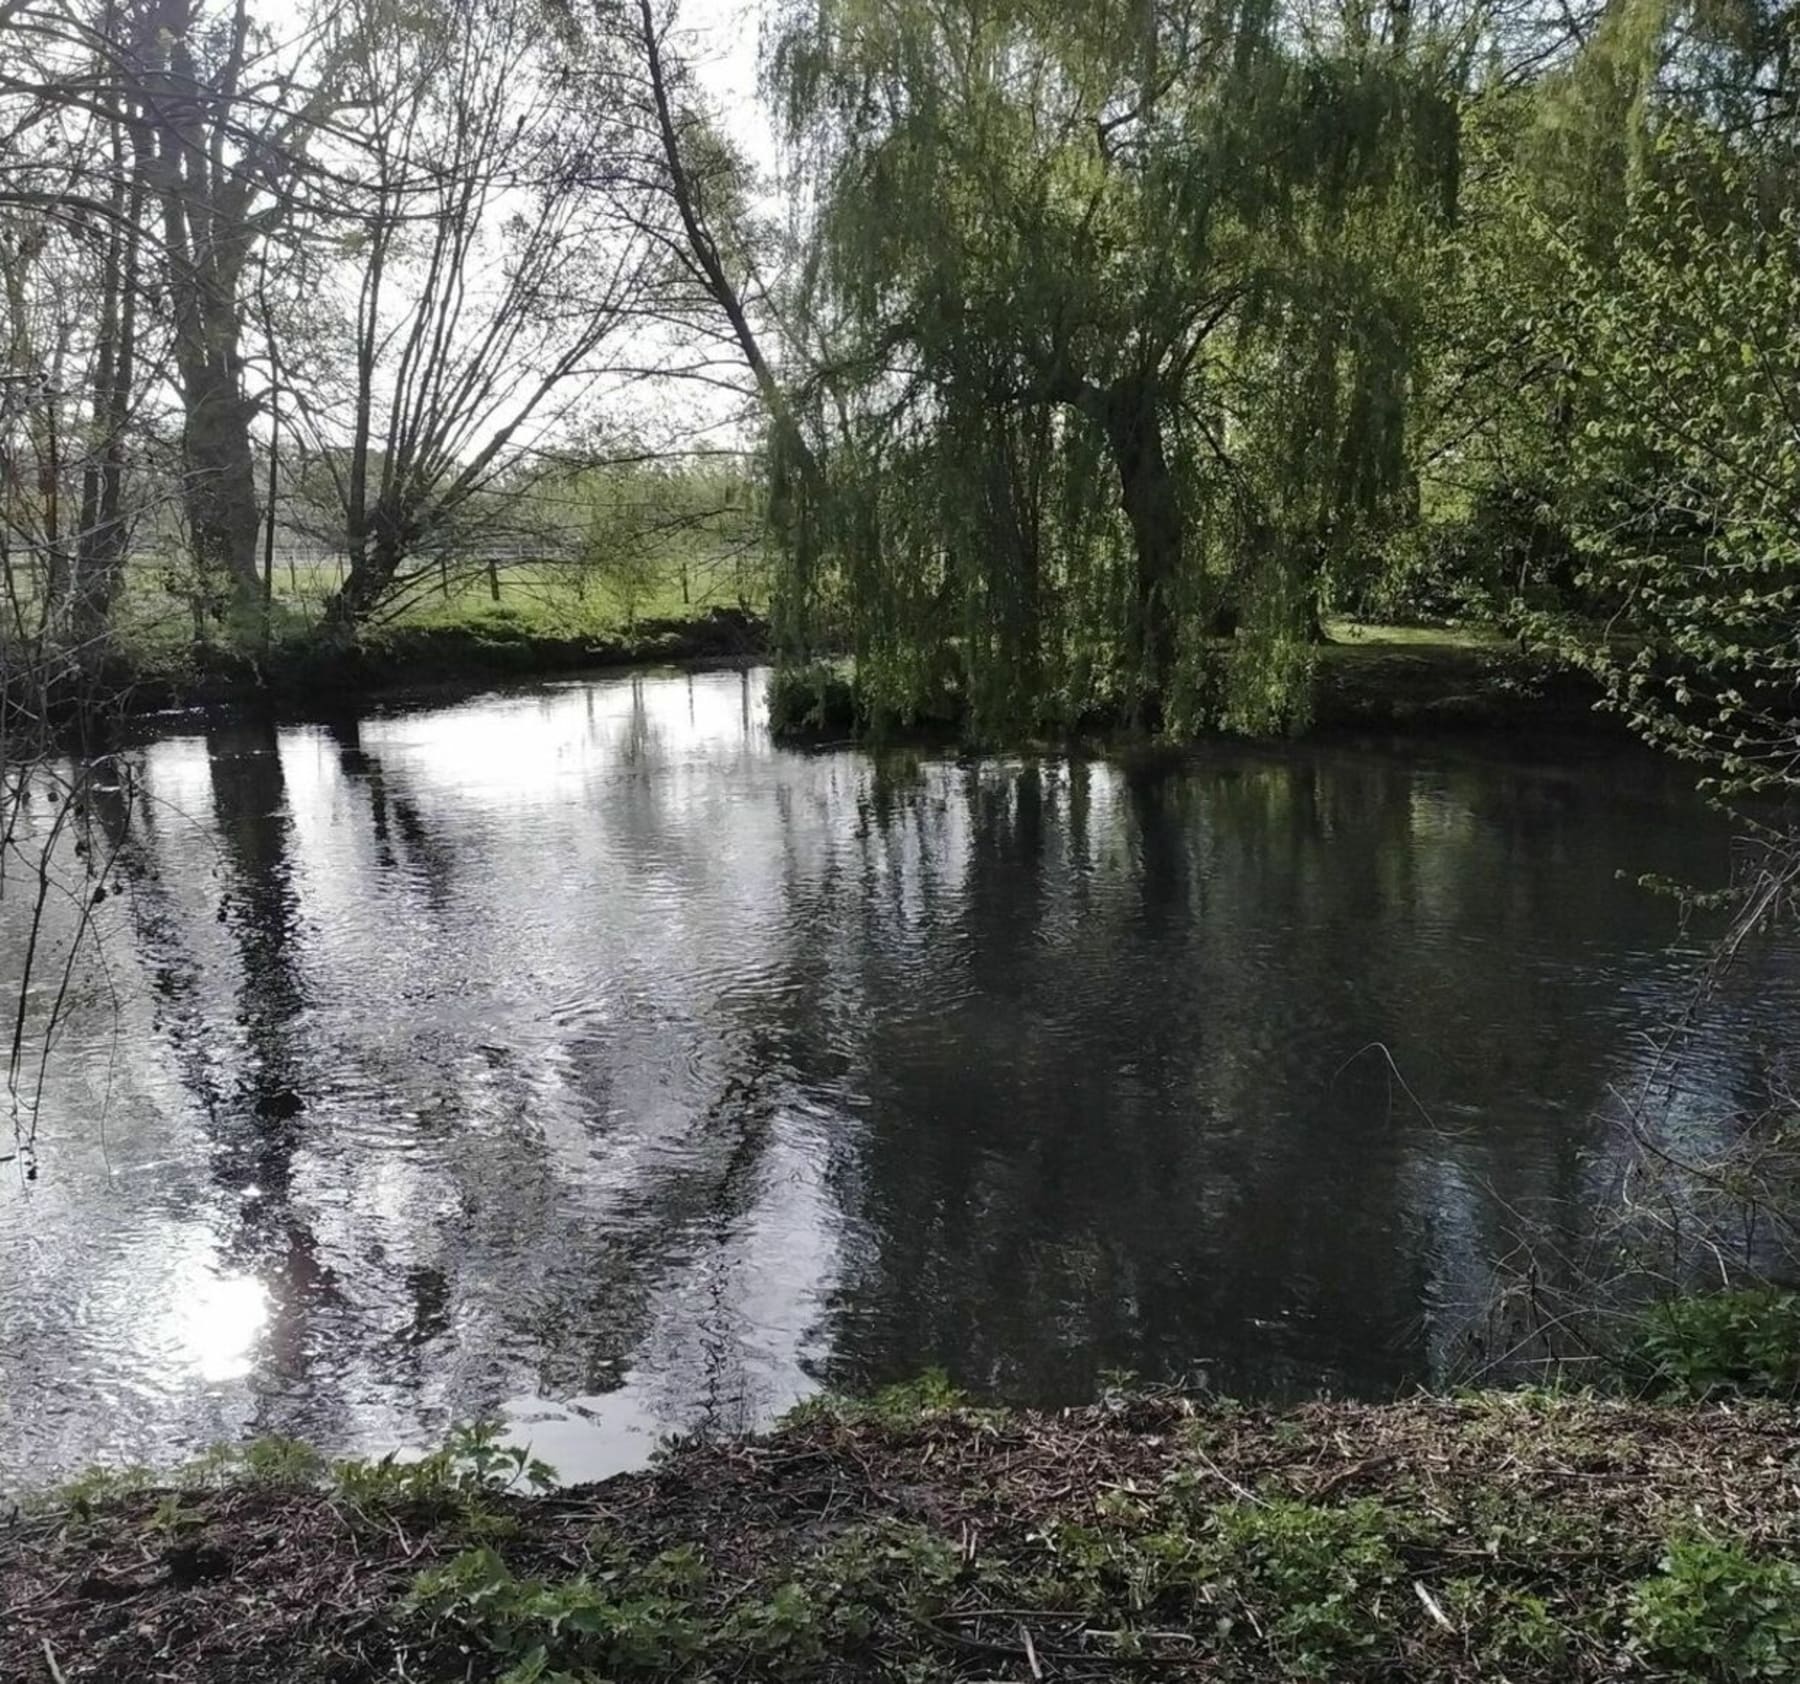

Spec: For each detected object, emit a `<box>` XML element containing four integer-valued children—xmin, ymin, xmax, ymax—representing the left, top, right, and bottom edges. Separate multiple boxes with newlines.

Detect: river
<box><xmin>1</xmin><ymin>666</ymin><xmax>1792</xmax><ymax>1488</ymax></box>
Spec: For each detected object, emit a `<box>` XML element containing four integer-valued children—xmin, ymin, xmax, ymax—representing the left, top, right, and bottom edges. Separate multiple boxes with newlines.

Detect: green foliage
<box><xmin>1438</xmin><ymin>1576</ymin><xmax>1576</xmax><ymax>1669</ymax></box>
<box><xmin>781</xmin><ymin>1368</ymin><xmax>970</xmax><ymax>1427</ymax></box>
<box><xmin>713</xmin><ymin>1579</ymin><xmax>835</xmax><ymax>1662</ymax></box>
<box><xmin>173</xmin><ymin>1436</ymin><xmax>331</xmax><ymax>1490</ymax></box>
<box><xmin>43</xmin><ymin>1434</ymin><xmax>326</xmax><ymax>1518</ymax></box>
<box><xmin>46</xmin><ymin>1461</ymin><xmax>158</xmax><ymax>1517</ymax></box>
<box><xmin>1022</xmin><ymin>1471</ymin><xmax>1420</xmax><ymax>1670</ymax></box>
<box><xmin>765</xmin><ymin>661</ymin><xmax>859</xmax><ymax>738</ymax></box>
<box><xmin>1204</xmin><ymin>1498</ymin><xmax>1408</xmax><ymax>1676</ymax></box>
<box><xmin>1539</xmin><ymin>133</ymin><xmax>1800</xmax><ymax>804</ymax></box>
<box><xmin>805</xmin><ymin>1518</ymin><xmax>961</xmax><ymax>1619</ymax></box>
<box><xmin>1028</xmin><ymin>1514</ymin><xmax>1208</xmax><ymax>1616</ymax></box>
<box><xmin>409</xmin><ymin>1540</ymin><xmax>707</xmax><ymax>1677</ymax></box>
<box><xmin>331</xmin><ymin>1420</ymin><xmax>556</xmax><ymax>1514</ymax></box>
<box><xmin>147</xmin><ymin>1492</ymin><xmax>207</xmax><ymax>1535</ymax></box>
<box><xmin>235</xmin><ymin>1436</ymin><xmax>329</xmax><ymax>1485</ymax></box>
<box><xmin>411</xmin><ymin>1528</ymin><xmax>886</xmax><ymax>1678</ymax></box>
<box><xmin>1628</xmin><ymin>1535</ymin><xmax>1800</xmax><ymax>1680</ymax></box>
<box><xmin>767</xmin><ymin>0</ymin><xmax>1455</xmax><ymax>737</ymax></box>
<box><xmin>1634</xmin><ymin>1290</ymin><xmax>1800</xmax><ymax>1398</ymax></box>
<box><xmin>24</xmin><ymin>1400</ymin><xmax>1800</xmax><ymax>1683</ymax></box>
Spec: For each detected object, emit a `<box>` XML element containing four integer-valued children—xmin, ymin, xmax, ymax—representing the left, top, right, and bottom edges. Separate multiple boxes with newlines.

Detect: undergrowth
<box><xmin>1632</xmin><ymin>1288</ymin><xmax>1800</xmax><ymax>1400</ymax></box>
<box><xmin>6</xmin><ymin>1387</ymin><xmax>1799</xmax><ymax>1682</ymax></box>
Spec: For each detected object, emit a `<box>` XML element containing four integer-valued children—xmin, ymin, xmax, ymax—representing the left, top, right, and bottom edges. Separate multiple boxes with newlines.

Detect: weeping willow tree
<box><xmin>762</xmin><ymin>0</ymin><xmax>1468</xmax><ymax>734</ymax></box>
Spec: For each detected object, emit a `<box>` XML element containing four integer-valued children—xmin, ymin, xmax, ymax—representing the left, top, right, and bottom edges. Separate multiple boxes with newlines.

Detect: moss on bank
<box><xmin>4</xmin><ymin>1390</ymin><xmax>1797</xmax><ymax>1683</ymax></box>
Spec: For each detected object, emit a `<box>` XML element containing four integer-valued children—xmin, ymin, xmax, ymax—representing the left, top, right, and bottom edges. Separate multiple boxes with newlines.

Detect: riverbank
<box><xmin>28</xmin><ymin>611</ymin><xmax>1612</xmax><ymax>743</ymax></box>
<box><xmin>768</xmin><ymin>627</ymin><xmax>1614</xmax><ymax>745</ymax></box>
<box><xmin>1310</xmin><ymin>627</ymin><xmax>1605</xmax><ymax>732</ymax></box>
<box><xmin>90</xmin><ymin>604</ymin><xmax>770</xmax><ymax>717</ymax></box>
<box><xmin>4</xmin><ymin>1388</ymin><xmax>1795</xmax><ymax>1683</ymax></box>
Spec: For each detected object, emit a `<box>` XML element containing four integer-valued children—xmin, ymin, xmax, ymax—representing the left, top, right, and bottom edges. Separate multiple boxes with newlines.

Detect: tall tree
<box><xmin>122</xmin><ymin>0</ymin><xmax>342</xmax><ymax>625</ymax></box>
<box><xmin>764</xmin><ymin>0</ymin><xmax>1462</xmax><ymax>730</ymax></box>
<box><xmin>288</xmin><ymin>0</ymin><xmax>654</xmax><ymax>628</ymax></box>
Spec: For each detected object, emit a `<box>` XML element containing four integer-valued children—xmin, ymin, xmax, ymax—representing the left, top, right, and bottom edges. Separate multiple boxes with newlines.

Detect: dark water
<box><xmin>2</xmin><ymin>668</ymin><xmax>1793</xmax><ymax>1488</ymax></box>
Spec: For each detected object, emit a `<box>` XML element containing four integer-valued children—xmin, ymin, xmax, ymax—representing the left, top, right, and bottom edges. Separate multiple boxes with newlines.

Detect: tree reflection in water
<box><xmin>1</xmin><ymin>672</ymin><xmax>1792</xmax><ymax>1485</ymax></box>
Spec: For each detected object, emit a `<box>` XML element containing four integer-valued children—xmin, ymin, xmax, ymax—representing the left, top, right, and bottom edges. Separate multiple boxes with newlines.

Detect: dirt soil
<box><xmin>2</xmin><ymin>1393</ymin><xmax>1795</xmax><ymax>1683</ymax></box>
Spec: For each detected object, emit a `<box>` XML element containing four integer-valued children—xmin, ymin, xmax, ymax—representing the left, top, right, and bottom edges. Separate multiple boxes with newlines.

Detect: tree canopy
<box><xmin>0</xmin><ymin>0</ymin><xmax>1795</xmax><ymax>817</ymax></box>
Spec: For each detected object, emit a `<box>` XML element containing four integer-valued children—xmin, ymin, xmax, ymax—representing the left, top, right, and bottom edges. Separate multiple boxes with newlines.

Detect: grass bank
<box><xmin>86</xmin><ymin>603</ymin><xmax>769</xmax><ymax>716</ymax></box>
<box><xmin>5</xmin><ymin>1387</ymin><xmax>1797</xmax><ymax>1683</ymax></box>
<box><xmin>14</xmin><ymin>555</ymin><xmax>770</xmax><ymax>718</ymax></box>
<box><xmin>42</xmin><ymin>588</ymin><xmax>1595</xmax><ymax>737</ymax></box>
<box><xmin>1310</xmin><ymin>623</ymin><xmax>1605</xmax><ymax>732</ymax></box>
<box><xmin>769</xmin><ymin>624</ymin><xmax>1613</xmax><ymax>746</ymax></box>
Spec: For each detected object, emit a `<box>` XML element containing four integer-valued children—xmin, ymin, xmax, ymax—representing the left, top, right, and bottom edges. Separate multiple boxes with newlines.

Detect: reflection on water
<box><xmin>178</xmin><ymin>1272</ymin><xmax>269</xmax><ymax>1383</ymax></box>
<box><xmin>2</xmin><ymin>669</ymin><xmax>1795</xmax><ymax>1486</ymax></box>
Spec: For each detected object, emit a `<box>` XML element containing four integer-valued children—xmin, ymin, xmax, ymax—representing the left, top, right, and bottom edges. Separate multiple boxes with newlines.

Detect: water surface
<box><xmin>2</xmin><ymin>668</ymin><xmax>1792</xmax><ymax>1487</ymax></box>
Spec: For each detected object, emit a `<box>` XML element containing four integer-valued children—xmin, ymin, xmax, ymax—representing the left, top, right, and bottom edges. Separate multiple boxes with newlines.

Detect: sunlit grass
<box><xmin>85</xmin><ymin>547</ymin><xmax>770</xmax><ymax>676</ymax></box>
<box><xmin>1325</xmin><ymin>619</ymin><xmax>1509</xmax><ymax>650</ymax></box>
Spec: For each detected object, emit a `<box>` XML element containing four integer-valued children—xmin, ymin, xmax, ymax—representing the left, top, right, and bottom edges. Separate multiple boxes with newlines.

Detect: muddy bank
<box><xmin>3</xmin><ymin>1389</ymin><xmax>1795</xmax><ymax>1682</ymax></box>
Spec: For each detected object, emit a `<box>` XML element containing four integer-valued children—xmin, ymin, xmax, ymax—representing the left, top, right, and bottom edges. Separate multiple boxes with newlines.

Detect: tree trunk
<box><xmin>634</xmin><ymin>0</ymin><xmax>831</xmax><ymax>630</ymax></box>
<box><xmin>1097</xmin><ymin>382</ymin><xmax>1181</xmax><ymax>715</ymax></box>
<box><xmin>327</xmin><ymin>547</ymin><xmax>391</xmax><ymax>633</ymax></box>
<box><xmin>128</xmin><ymin>0</ymin><xmax>268</xmax><ymax>626</ymax></box>
<box><xmin>181</xmin><ymin>372</ymin><xmax>264</xmax><ymax>613</ymax></box>
<box><xmin>70</xmin><ymin>129</ymin><xmax>143</xmax><ymax>654</ymax></box>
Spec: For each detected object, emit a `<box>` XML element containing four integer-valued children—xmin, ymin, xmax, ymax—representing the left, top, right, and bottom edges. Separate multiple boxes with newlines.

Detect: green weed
<box><xmin>1204</xmin><ymin>1498</ymin><xmax>1409</xmax><ymax>1677</ymax></box>
<box><xmin>781</xmin><ymin>1368</ymin><xmax>969</xmax><ymax>1428</ymax></box>
<box><xmin>410</xmin><ymin>1531</ymin><xmax>882</xmax><ymax>1678</ymax></box>
<box><xmin>1628</xmin><ymin>1534</ymin><xmax>1800</xmax><ymax>1680</ymax></box>
<box><xmin>1634</xmin><ymin>1289</ymin><xmax>1800</xmax><ymax>1398</ymax></box>
<box><xmin>409</xmin><ymin>1541</ymin><xmax>706</xmax><ymax>1677</ymax></box>
<box><xmin>44</xmin><ymin>1462</ymin><xmax>157</xmax><ymax>1516</ymax></box>
<box><xmin>326</xmin><ymin>1426</ymin><xmax>553</xmax><ymax>1547</ymax></box>
<box><xmin>807</xmin><ymin>1518</ymin><xmax>963</xmax><ymax>1617</ymax></box>
<box><xmin>1437</xmin><ymin>1575</ymin><xmax>1579</xmax><ymax>1669</ymax></box>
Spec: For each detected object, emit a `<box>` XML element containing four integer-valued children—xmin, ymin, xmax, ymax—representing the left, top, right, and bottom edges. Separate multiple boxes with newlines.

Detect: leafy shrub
<box><xmin>331</xmin><ymin>1421</ymin><xmax>555</xmax><ymax>1521</ymax></box>
<box><xmin>1635</xmin><ymin>1289</ymin><xmax>1800</xmax><ymax>1398</ymax></box>
<box><xmin>1204</xmin><ymin>1498</ymin><xmax>1407</xmax><ymax>1677</ymax></box>
<box><xmin>410</xmin><ymin>1542</ymin><xmax>707</xmax><ymax>1678</ymax></box>
<box><xmin>1628</xmin><ymin>1535</ymin><xmax>1800</xmax><ymax>1680</ymax></box>
<box><xmin>766</xmin><ymin>661</ymin><xmax>858</xmax><ymax>738</ymax></box>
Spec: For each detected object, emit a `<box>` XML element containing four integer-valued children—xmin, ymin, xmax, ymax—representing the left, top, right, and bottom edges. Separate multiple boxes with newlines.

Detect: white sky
<box><xmin>680</xmin><ymin>0</ymin><xmax>778</xmax><ymax>173</ymax></box>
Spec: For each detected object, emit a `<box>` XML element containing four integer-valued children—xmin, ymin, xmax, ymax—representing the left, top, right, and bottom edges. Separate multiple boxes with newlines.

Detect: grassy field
<box><xmin>1324</xmin><ymin>619</ymin><xmax>1512</xmax><ymax>650</ymax></box>
<box><xmin>99</xmin><ymin>548</ymin><xmax>770</xmax><ymax>682</ymax></box>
